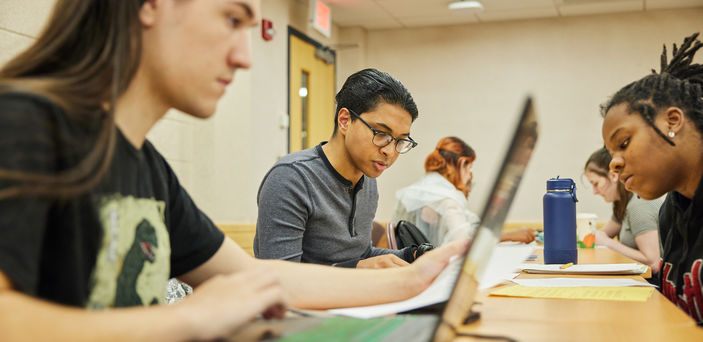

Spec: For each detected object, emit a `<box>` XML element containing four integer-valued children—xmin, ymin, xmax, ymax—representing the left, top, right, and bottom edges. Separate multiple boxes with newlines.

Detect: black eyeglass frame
<box><xmin>346</xmin><ymin>108</ymin><xmax>418</xmax><ymax>154</ymax></box>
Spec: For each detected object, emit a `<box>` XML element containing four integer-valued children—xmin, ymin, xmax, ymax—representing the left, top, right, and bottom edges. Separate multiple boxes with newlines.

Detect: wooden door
<box><xmin>288</xmin><ymin>30</ymin><xmax>336</xmax><ymax>153</ymax></box>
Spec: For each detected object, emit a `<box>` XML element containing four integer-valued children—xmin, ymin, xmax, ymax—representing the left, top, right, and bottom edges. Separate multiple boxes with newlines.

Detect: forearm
<box><xmin>601</xmin><ymin>219</ymin><xmax>622</xmax><ymax>237</ymax></box>
<box><xmin>602</xmin><ymin>238</ymin><xmax>655</xmax><ymax>268</ymax></box>
<box><xmin>262</xmin><ymin>259</ymin><xmax>423</xmax><ymax>309</ymax></box>
<box><xmin>0</xmin><ymin>291</ymin><xmax>194</xmax><ymax>342</ymax></box>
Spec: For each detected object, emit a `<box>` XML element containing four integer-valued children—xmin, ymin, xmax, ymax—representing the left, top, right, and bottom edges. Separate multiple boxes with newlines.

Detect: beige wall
<box><xmin>0</xmin><ymin>1</ymin><xmax>54</xmax><ymax>65</ymax></box>
<box><xmin>2</xmin><ymin>1</ymin><xmax>702</xmax><ymax>225</ymax></box>
<box><xmin>338</xmin><ymin>8</ymin><xmax>703</xmax><ymax>222</ymax></box>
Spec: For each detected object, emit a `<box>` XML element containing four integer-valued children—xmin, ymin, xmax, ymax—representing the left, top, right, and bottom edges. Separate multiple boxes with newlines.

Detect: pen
<box><xmin>560</xmin><ymin>262</ymin><xmax>574</xmax><ymax>269</ymax></box>
<box><xmin>287</xmin><ymin>308</ymin><xmax>316</xmax><ymax>317</ymax></box>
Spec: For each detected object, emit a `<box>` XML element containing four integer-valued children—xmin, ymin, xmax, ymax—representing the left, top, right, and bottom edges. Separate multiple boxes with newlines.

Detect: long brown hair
<box><xmin>584</xmin><ymin>147</ymin><xmax>632</xmax><ymax>222</ymax></box>
<box><xmin>424</xmin><ymin>136</ymin><xmax>476</xmax><ymax>194</ymax></box>
<box><xmin>0</xmin><ymin>0</ymin><xmax>144</xmax><ymax>199</ymax></box>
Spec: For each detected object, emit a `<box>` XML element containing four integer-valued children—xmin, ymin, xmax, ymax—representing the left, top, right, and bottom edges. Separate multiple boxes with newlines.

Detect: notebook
<box><xmin>230</xmin><ymin>97</ymin><xmax>539</xmax><ymax>342</ymax></box>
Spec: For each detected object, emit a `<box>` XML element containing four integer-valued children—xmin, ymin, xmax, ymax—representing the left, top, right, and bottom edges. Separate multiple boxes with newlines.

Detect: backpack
<box><xmin>386</xmin><ymin>220</ymin><xmax>430</xmax><ymax>249</ymax></box>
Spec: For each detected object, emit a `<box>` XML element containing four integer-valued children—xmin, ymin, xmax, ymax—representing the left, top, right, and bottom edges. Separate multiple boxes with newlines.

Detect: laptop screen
<box><xmin>432</xmin><ymin>97</ymin><xmax>538</xmax><ymax>341</ymax></box>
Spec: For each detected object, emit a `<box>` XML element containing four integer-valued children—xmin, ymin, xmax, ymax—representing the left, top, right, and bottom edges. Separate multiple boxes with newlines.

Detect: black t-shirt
<box><xmin>0</xmin><ymin>92</ymin><xmax>224</xmax><ymax>308</ymax></box>
<box><xmin>658</xmin><ymin>173</ymin><xmax>703</xmax><ymax>324</ymax></box>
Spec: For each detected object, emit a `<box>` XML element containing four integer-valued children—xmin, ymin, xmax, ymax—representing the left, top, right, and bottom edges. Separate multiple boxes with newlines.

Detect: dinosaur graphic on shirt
<box><xmin>114</xmin><ymin>219</ymin><xmax>159</xmax><ymax>307</ymax></box>
<box><xmin>86</xmin><ymin>195</ymin><xmax>170</xmax><ymax>309</ymax></box>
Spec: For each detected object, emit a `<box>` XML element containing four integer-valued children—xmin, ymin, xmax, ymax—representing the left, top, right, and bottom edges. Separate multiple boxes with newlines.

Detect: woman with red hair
<box><xmin>392</xmin><ymin>137</ymin><xmax>535</xmax><ymax>246</ymax></box>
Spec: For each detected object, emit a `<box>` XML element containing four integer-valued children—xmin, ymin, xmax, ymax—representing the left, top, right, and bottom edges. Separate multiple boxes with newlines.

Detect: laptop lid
<box><xmin>432</xmin><ymin>97</ymin><xmax>538</xmax><ymax>341</ymax></box>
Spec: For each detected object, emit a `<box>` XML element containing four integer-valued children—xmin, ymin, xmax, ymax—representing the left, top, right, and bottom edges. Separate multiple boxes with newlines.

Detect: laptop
<box><xmin>230</xmin><ymin>97</ymin><xmax>538</xmax><ymax>342</ymax></box>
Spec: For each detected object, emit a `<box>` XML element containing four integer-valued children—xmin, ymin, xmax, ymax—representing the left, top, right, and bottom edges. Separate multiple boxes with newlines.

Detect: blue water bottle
<box><xmin>543</xmin><ymin>177</ymin><xmax>578</xmax><ymax>264</ymax></box>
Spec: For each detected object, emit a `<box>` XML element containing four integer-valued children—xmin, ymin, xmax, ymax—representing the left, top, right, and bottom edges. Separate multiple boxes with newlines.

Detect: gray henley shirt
<box><xmin>254</xmin><ymin>143</ymin><xmax>411</xmax><ymax>267</ymax></box>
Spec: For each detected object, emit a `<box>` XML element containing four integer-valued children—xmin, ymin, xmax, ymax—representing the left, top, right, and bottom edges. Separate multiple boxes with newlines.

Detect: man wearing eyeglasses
<box><xmin>254</xmin><ymin>68</ymin><xmax>421</xmax><ymax>268</ymax></box>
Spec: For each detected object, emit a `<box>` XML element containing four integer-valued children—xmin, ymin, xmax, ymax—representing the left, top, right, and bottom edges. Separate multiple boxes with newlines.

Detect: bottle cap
<box><xmin>547</xmin><ymin>177</ymin><xmax>575</xmax><ymax>191</ymax></box>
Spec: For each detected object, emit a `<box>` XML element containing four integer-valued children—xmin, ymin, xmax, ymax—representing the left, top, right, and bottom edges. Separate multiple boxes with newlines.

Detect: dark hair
<box><xmin>333</xmin><ymin>68</ymin><xmax>418</xmax><ymax>134</ymax></box>
<box><xmin>0</xmin><ymin>0</ymin><xmax>143</xmax><ymax>199</ymax></box>
<box><xmin>601</xmin><ymin>33</ymin><xmax>703</xmax><ymax>146</ymax></box>
<box><xmin>584</xmin><ymin>147</ymin><xmax>632</xmax><ymax>222</ymax></box>
<box><xmin>425</xmin><ymin>136</ymin><xmax>476</xmax><ymax>194</ymax></box>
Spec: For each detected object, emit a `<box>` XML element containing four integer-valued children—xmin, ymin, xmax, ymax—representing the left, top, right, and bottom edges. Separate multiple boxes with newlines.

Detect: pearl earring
<box><xmin>668</xmin><ymin>131</ymin><xmax>675</xmax><ymax>138</ymax></box>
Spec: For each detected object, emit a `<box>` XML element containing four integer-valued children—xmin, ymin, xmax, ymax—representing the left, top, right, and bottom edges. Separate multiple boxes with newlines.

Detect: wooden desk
<box><xmin>455</xmin><ymin>247</ymin><xmax>703</xmax><ymax>341</ymax></box>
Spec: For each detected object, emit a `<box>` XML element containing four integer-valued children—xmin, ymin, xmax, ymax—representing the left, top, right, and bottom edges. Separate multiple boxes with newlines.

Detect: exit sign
<box><xmin>312</xmin><ymin>0</ymin><xmax>331</xmax><ymax>37</ymax></box>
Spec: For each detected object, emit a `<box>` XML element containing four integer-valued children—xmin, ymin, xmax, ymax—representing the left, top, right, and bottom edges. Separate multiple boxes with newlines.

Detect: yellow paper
<box><xmin>490</xmin><ymin>285</ymin><xmax>654</xmax><ymax>302</ymax></box>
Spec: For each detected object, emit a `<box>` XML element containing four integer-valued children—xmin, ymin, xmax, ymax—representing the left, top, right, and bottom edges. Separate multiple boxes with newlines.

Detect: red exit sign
<box><xmin>312</xmin><ymin>0</ymin><xmax>331</xmax><ymax>37</ymax></box>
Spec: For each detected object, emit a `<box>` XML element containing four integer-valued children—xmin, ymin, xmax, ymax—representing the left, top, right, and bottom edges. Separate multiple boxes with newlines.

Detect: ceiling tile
<box><xmin>374</xmin><ymin>0</ymin><xmax>451</xmax><ymax>17</ymax></box>
<box><xmin>645</xmin><ymin>0</ymin><xmax>703</xmax><ymax>10</ymax></box>
<box><xmin>559</xmin><ymin>0</ymin><xmax>644</xmax><ymax>16</ymax></box>
<box><xmin>327</xmin><ymin>0</ymin><xmax>700</xmax><ymax>29</ymax></box>
<box><xmin>477</xmin><ymin>7</ymin><xmax>559</xmax><ymax>21</ymax></box>
<box><xmin>480</xmin><ymin>0</ymin><xmax>558</xmax><ymax>10</ymax></box>
<box><xmin>327</xmin><ymin>0</ymin><xmax>389</xmax><ymax>21</ymax></box>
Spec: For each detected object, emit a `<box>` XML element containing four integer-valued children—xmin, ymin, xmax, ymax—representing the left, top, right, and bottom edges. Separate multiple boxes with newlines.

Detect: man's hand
<box><xmin>500</xmin><ymin>227</ymin><xmax>536</xmax><ymax>243</ymax></box>
<box><xmin>411</xmin><ymin>239</ymin><xmax>470</xmax><ymax>288</ymax></box>
<box><xmin>356</xmin><ymin>254</ymin><xmax>409</xmax><ymax>269</ymax></box>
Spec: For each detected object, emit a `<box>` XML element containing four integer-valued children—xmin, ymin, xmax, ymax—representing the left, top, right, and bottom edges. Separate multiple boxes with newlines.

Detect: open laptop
<box><xmin>230</xmin><ymin>97</ymin><xmax>538</xmax><ymax>342</ymax></box>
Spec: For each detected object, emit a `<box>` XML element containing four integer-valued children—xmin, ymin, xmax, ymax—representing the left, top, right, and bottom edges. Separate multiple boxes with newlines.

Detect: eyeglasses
<box><xmin>347</xmin><ymin>108</ymin><xmax>418</xmax><ymax>154</ymax></box>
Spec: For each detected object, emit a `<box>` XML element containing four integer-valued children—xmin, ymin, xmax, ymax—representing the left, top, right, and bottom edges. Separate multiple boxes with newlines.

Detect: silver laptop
<box><xmin>231</xmin><ymin>97</ymin><xmax>538</xmax><ymax>342</ymax></box>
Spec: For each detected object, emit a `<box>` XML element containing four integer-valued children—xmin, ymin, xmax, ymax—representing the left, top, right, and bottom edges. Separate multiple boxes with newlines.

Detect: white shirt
<box><xmin>392</xmin><ymin>172</ymin><xmax>479</xmax><ymax>246</ymax></box>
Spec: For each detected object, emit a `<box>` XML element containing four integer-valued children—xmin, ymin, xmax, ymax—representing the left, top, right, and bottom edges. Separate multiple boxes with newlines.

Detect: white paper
<box><xmin>328</xmin><ymin>256</ymin><xmax>461</xmax><ymax>319</ymax></box>
<box><xmin>496</xmin><ymin>241</ymin><xmax>524</xmax><ymax>246</ymax></box>
<box><xmin>511</xmin><ymin>277</ymin><xmax>657</xmax><ymax>287</ymax></box>
<box><xmin>477</xmin><ymin>244</ymin><xmax>534</xmax><ymax>290</ymax></box>
<box><xmin>328</xmin><ymin>244</ymin><xmax>534</xmax><ymax>319</ymax></box>
<box><xmin>520</xmin><ymin>263</ymin><xmax>648</xmax><ymax>275</ymax></box>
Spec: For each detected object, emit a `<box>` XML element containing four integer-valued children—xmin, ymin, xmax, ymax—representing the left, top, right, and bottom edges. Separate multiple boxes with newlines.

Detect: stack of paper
<box><xmin>490</xmin><ymin>285</ymin><xmax>655</xmax><ymax>302</ymax></box>
<box><xmin>510</xmin><ymin>277</ymin><xmax>656</xmax><ymax>287</ymax></box>
<box><xmin>490</xmin><ymin>276</ymin><xmax>657</xmax><ymax>302</ymax></box>
<box><xmin>520</xmin><ymin>263</ymin><xmax>648</xmax><ymax>275</ymax></box>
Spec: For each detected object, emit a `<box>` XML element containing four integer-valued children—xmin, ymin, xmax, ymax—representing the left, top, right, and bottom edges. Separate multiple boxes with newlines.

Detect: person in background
<box><xmin>0</xmin><ymin>1</ymin><xmax>467</xmax><ymax>340</ymax></box>
<box><xmin>392</xmin><ymin>136</ymin><xmax>536</xmax><ymax>246</ymax></box>
<box><xmin>600</xmin><ymin>32</ymin><xmax>703</xmax><ymax>324</ymax></box>
<box><xmin>254</xmin><ymin>68</ymin><xmax>424</xmax><ymax>269</ymax></box>
<box><xmin>584</xmin><ymin>147</ymin><xmax>662</xmax><ymax>273</ymax></box>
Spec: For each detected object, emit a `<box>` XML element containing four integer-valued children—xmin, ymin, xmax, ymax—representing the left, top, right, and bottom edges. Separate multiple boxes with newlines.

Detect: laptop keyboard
<box><xmin>278</xmin><ymin>316</ymin><xmax>412</xmax><ymax>342</ymax></box>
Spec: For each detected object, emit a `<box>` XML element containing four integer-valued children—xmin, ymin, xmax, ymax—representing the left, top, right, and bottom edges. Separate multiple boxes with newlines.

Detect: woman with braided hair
<box><xmin>601</xmin><ymin>32</ymin><xmax>703</xmax><ymax>324</ymax></box>
<box><xmin>392</xmin><ymin>136</ymin><xmax>536</xmax><ymax>246</ymax></box>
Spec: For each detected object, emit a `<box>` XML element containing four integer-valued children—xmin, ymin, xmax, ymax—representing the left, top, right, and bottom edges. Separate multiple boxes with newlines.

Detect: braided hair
<box><xmin>601</xmin><ymin>33</ymin><xmax>703</xmax><ymax>145</ymax></box>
